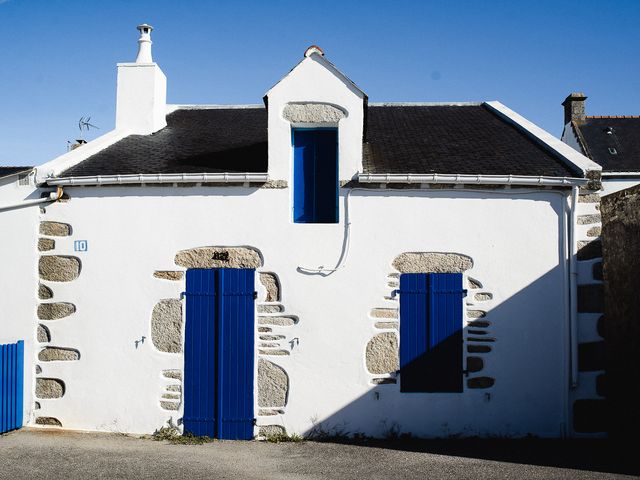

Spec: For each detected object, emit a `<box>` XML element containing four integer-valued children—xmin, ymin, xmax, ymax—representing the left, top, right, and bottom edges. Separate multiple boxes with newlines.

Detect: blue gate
<box><xmin>183</xmin><ymin>269</ymin><xmax>255</xmax><ymax>439</ymax></box>
<box><xmin>0</xmin><ymin>340</ymin><xmax>24</xmax><ymax>434</ymax></box>
<box><xmin>399</xmin><ymin>273</ymin><xmax>465</xmax><ymax>392</ymax></box>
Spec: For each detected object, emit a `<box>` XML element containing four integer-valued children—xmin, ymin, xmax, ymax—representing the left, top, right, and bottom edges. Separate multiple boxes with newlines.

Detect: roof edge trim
<box><xmin>484</xmin><ymin>101</ymin><xmax>602</xmax><ymax>176</ymax></box>
<box><xmin>45</xmin><ymin>172</ymin><xmax>269</xmax><ymax>186</ymax></box>
<box><xmin>264</xmin><ymin>53</ymin><xmax>366</xmax><ymax>100</ymax></box>
<box><xmin>36</xmin><ymin>129</ymin><xmax>133</xmax><ymax>184</ymax></box>
<box><xmin>357</xmin><ymin>173</ymin><xmax>588</xmax><ymax>187</ymax></box>
<box><xmin>166</xmin><ymin>104</ymin><xmax>264</xmax><ymax>114</ymax></box>
<box><xmin>601</xmin><ymin>171</ymin><xmax>640</xmax><ymax>178</ymax></box>
<box><xmin>368</xmin><ymin>102</ymin><xmax>483</xmax><ymax>107</ymax></box>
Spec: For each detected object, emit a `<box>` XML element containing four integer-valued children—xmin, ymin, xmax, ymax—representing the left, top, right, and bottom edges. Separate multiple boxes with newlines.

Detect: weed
<box><xmin>306</xmin><ymin>419</ymin><xmax>350</xmax><ymax>442</ymax></box>
<box><xmin>152</xmin><ymin>422</ymin><xmax>212</xmax><ymax>445</ymax></box>
<box><xmin>382</xmin><ymin>421</ymin><xmax>401</xmax><ymax>440</ymax></box>
<box><xmin>265</xmin><ymin>432</ymin><xmax>305</xmax><ymax>443</ymax></box>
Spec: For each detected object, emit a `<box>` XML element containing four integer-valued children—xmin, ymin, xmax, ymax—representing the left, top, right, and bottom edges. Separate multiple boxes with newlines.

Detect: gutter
<box><xmin>601</xmin><ymin>171</ymin><xmax>640</xmax><ymax>178</ymax></box>
<box><xmin>0</xmin><ymin>187</ymin><xmax>63</xmax><ymax>213</ymax></box>
<box><xmin>46</xmin><ymin>172</ymin><xmax>269</xmax><ymax>186</ymax></box>
<box><xmin>356</xmin><ymin>173</ymin><xmax>588</xmax><ymax>187</ymax></box>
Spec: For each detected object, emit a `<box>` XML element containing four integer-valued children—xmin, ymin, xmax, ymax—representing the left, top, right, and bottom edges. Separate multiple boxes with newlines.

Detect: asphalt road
<box><xmin>0</xmin><ymin>429</ymin><xmax>637</xmax><ymax>480</ymax></box>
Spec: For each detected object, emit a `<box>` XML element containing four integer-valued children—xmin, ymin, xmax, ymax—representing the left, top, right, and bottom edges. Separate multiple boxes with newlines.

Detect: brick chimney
<box><xmin>562</xmin><ymin>92</ymin><xmax>587</xmax><ymax>125</ymax></box>
<box><xmin>115</xmin><ymin>24</ymin><xmax>167</xmax><ymax>135</ymax></box>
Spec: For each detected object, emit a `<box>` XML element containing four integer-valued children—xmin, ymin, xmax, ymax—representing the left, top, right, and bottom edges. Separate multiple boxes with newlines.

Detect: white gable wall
<box><xmin>266</xmin><ymin>54</ymin><xmax>365</xmax><ymax>182</ymax></box>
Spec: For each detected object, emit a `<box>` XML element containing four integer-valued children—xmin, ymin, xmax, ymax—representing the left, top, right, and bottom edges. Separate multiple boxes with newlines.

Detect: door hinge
<box><xmin>253</xmin><ymin>291</ymin><xmax>258</xmax><ymax>300</ymax></box>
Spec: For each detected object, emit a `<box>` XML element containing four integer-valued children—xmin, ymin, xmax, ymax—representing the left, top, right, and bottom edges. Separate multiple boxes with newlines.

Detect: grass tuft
<box><xmin>265</xmin><ymin>432</ymin><xmax>305</xmax><ymax>443</ymax></box>
<box><xmin>152</xmin><ymin>425</ymin><xmax>213</xmax><ymax>445</ymax></box>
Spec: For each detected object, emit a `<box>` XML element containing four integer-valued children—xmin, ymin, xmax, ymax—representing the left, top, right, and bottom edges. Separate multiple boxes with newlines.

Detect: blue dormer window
<box><xmin>292</xmin><ymin>128</ymin><xmax>338</xmax><ymax>223</ymax></box>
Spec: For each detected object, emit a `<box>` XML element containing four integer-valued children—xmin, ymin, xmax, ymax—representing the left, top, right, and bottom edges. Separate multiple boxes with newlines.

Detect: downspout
<box><xmin>569</xmin><ymin>186</ymin><xmax>579</xmax><ymax>388</ymax></box>
<box><xmin>0</xmin><ymin>187</ymin><xmax>63</xmax><ymax>212</ymax></box>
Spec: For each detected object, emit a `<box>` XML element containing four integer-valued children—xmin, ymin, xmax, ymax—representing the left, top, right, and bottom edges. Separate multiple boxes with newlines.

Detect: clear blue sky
<box><xmin>1</xmin><ymin>0</ymin><xmax>638</xmax><ymax>166</ymax></box>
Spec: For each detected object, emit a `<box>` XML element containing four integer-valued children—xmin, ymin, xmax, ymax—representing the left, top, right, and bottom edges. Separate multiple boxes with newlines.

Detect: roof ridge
<box><xmin>586</xmin><ymin>115</ymin><xmax>640</xmax><ymax>119</ymax></box>
<box><xmin>368</xmin><ymin>102</ymin><xmax>482</xmax><ymax>107</ymax></box>
<box><xmin>168</xmin><ymin>104</ymin><xmax>264</xmax><ymax>111</ymax></box>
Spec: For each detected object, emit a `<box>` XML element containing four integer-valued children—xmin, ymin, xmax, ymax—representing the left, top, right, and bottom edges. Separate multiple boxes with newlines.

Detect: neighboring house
<box><xmin>561</xmin><ymin>93</ymin><xmax>640</xmax><ymax>195</ymax></box>
<box><xmin>0</xmin><ymin>25</ymin><xmax>607</xmax><ymax>439</ymax></box>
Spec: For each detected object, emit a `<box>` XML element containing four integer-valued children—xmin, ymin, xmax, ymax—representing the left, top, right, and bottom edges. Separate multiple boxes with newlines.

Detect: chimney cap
<box><xmin>562</xmin><ymin>92</ymin><xmax>587</xmax><ymax>106</ymax></box>
<box><xmin>304</xmin><ymin>45</ymin><xmax>324</xmax><ymax>58</ymax></box>
<box><xmin>137</xmin><ymin>23</ymin><xmax>153</xmax><ymax>34</ymax></box>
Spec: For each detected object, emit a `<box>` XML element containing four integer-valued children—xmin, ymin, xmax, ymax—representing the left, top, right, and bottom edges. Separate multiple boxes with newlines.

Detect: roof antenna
<box><xmin>68</xmin><ymin>116</ymin><xmax>99</xmax><ymax>151</ymax></box>
<box><xmin>78</xmin><ymin>116</ymin><xmax>99</xmax><ymax>139</ymax></box>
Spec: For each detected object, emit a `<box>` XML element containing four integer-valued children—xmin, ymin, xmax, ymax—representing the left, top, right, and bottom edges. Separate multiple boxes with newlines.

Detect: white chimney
<box><xmin>115</xmin><ymin>24</ymin><xmax>167</xmax><ymax>135</ymax></box>
<box><xmin>135</xmin><ymin>24</ymin><xmax>154</xmax><ymax>63</ymax></box>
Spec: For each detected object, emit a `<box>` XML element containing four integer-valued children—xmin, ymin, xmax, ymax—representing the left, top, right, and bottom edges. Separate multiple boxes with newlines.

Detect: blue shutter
<box><xmin>184</xmin><ymin>268</ymin><xmax>255</xmax><ymax>440</ymax></box>
<box><xmin>184</xmin><ymin>269</ymin><xmax>218</xmax><ymax>437</ymax></box>
<box><xmin>0</xmin><ymin>340</ymin><xmax>24</xmax><ymax>434</ymax></box>
<box><xmin>293</xmin><ymin>130</ymin><xmax>312</xmax><ymax>223</ymax></box>
<box><xmin>293</xmin><ymin>129</ymin><xmax>338</xmax><ymax>223</ymax></box>
<box><xmin>217</xmin><ymin>268</ymin><xmax>255</xmax><ymax>440</ymax></box>
<box><xmin>399</xmin><ymin>273</ymin><xmax>464</xmax><ymax>392</ymax></box>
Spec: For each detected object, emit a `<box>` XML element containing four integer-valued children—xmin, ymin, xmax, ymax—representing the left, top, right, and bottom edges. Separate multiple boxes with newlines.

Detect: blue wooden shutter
<box><xmin>217</xmin><ymin>268</ymin><xmax>255</xmax><ymax>440</ymax></box>
<box><xmin>0</xmin><ymin>340</ymin><xmax>24</xmax><ymax>434</ymax></box>
<box><xmin>184</xmin><ymin>269</ymin><xmax>218</xmax><ymax>437</ymax></box>
<box><xmin>293</xmin><ymin>129</ymin><xmax>338</xmax><ymax>223</ymax></box>
<box><xmin>400</xmin><ymin>273</ymin><xmax>464</xmax><ymax>392</ymax></box>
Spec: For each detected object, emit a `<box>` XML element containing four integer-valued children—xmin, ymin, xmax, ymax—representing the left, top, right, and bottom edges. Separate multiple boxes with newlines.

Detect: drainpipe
<box><xmin>0</xmin><ymin>187</ymin><xmax>63</xmax><ymax>213</ymax></box>
<box><xmin>569</xmin><ymin>186</ymin><xmax>579</xmax><ymax>387</ymax></box>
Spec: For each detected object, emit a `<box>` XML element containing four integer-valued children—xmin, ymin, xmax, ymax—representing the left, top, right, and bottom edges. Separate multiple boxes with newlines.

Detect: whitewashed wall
<box><xmin>31</xmin><ymin>186</ymin><xmax>570</xmax><ymax>438</ymax></box>
<box><xmin>0</xmin><ymin>172</ymin><xmax>40</xmax><ymax>426</ymax></box>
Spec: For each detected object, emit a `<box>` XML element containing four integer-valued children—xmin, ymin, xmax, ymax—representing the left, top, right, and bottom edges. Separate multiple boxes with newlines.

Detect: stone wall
<box><xmin>572</xmin><ymin>190</ymin><xmax>606</xmax><ymax>435</ymax></box>
<box><xmin>365</xmin><ymin>252</ymin><xmax>495</xmax><ymax>391</ymax></box>
<box><xmin>35</xmin><ymin>217</ymin><xmax>81</xmax><ymax>428</ymax></box>
<box><xmin>600</xmin><ymin>185</ymin><xmax>640</xmax><ymax>438</ymax></box>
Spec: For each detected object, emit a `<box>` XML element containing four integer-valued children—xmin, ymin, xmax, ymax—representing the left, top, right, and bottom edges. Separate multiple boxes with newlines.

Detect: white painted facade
<box><xmin>0</xmin><ymin>170</ymin><xmax>39</xmax><ymax>425</ymax></box>
<box><xmin>34</xmin><ymin>185</ymin><xmax>569</xmax><ymax>437</ymax></box>
<box><xmin>0</xmin><ymin>26</ymin><xmax>607</xmax><ymax>438</ymax></box>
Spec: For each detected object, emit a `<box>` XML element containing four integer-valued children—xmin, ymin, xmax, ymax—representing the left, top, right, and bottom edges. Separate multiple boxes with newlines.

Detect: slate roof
<box><xmin>61</xmin><ymin>108</ymin><xmax>268</xmax><ymax>177</ymax></box>
<box><xmin>572</xmin><ymin>117</ymin><xmax>640</xmax><ymax>172</ymax></box>
<box><xmin>364</xmin><ymin>105</ymin><xmax>575</xmax><ymax>176</ymax></box>
<box><xmin>58</xmin><ymin>104</ymin><xmax>578</xmax><ymax>179</ymax></box>
<box><xmin>0</xmin><ymin>166</ymin><xmax>32</xmax><ymax>179</ymax></box>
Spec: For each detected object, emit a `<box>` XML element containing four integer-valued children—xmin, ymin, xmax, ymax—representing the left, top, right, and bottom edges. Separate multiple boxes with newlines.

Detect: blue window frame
<box><xmin>293</xmin><ymin>128</ymin><xmax>338</xmax><ymax>223</ymax></box>
<box><xmin>399</xmin><ymin>273</ymin><xmax>466</xmax><ymax>393</ymax></box>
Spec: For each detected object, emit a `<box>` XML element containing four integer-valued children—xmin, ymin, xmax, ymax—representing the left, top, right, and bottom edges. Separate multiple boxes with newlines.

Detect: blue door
<box><xmin>0</xmin><ymin>340</ymin><xmax>24</xmax><ymax>434</ymax></box>
<box><xmin>183</xmin><ymin>269</ymin><xmax>255</xmax><ymax>439</ymax></box>
<box><xmin>399</xmin><ymin>273</ymin><xmax>465</xmax><ymax>392</ymax></box>
<box><xmin>293</xmin><ymin>128</ymin><xmax>338</xmax><ymax>223</ymax></box>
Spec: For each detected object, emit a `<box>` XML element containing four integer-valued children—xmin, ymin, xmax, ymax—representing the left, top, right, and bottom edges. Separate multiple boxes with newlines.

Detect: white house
<box><xmin>0</xmin><ymin>25</ymin><xmax>607</xmax><ymax>439</ymax></box>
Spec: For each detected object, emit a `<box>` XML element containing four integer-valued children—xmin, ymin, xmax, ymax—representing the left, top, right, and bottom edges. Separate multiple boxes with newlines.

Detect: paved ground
<box><xmin>0</xmin><ymin>429</ymin><xmax>637</xmax><ymax>479</ymax></box>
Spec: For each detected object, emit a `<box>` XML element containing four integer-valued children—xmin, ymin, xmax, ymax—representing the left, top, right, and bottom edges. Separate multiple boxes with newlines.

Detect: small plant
<box><xmin>382</xmin><ymin>421</ymin><xmax>401</xmax><ymax>440</ymax></box>
<box><xmin>152</xmin><ymin>420</ymin><xmax>212</xmax><ymax>445</ymax></box>
<box><xmin>306</xmin><ymin>418</ymin><xmax>350</xmax><ymax>442</ymax></box>
<box><xmin>265</xmin><ymin>432</ymin><xmax>305</xmax><ymax>443</ymax></box>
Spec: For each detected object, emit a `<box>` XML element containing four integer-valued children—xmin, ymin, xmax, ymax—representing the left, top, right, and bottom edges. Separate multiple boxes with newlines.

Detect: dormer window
<box><xmin>292</xmin><ymin>128</ymin><xmax>338</xmax><ymax>223</ymax></box>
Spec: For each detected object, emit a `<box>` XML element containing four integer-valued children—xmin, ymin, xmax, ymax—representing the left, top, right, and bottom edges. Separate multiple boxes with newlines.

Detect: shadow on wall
<box><xmin>300</xmin><ymin>264</ymin><xmax>573</xmax><ymax>422</ymax></box>
<box><xmin>296</xmin><ymin>264</ymin><xmax>637</xmax><ymax>474</ymax></box>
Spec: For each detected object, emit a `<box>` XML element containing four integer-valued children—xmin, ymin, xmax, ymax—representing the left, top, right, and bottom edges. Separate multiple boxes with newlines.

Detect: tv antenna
<box><xmin>78</xmin><ymin>116</ymin><xmax>99</xmax><ymax>139</ymax></box>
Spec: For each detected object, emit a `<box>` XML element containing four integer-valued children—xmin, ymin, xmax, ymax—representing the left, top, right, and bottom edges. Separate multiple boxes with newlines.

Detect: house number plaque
<box><xmin>212</xmin><ymin>251</ymin><xmax>230</xmax><ymax>262</ymax></box>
